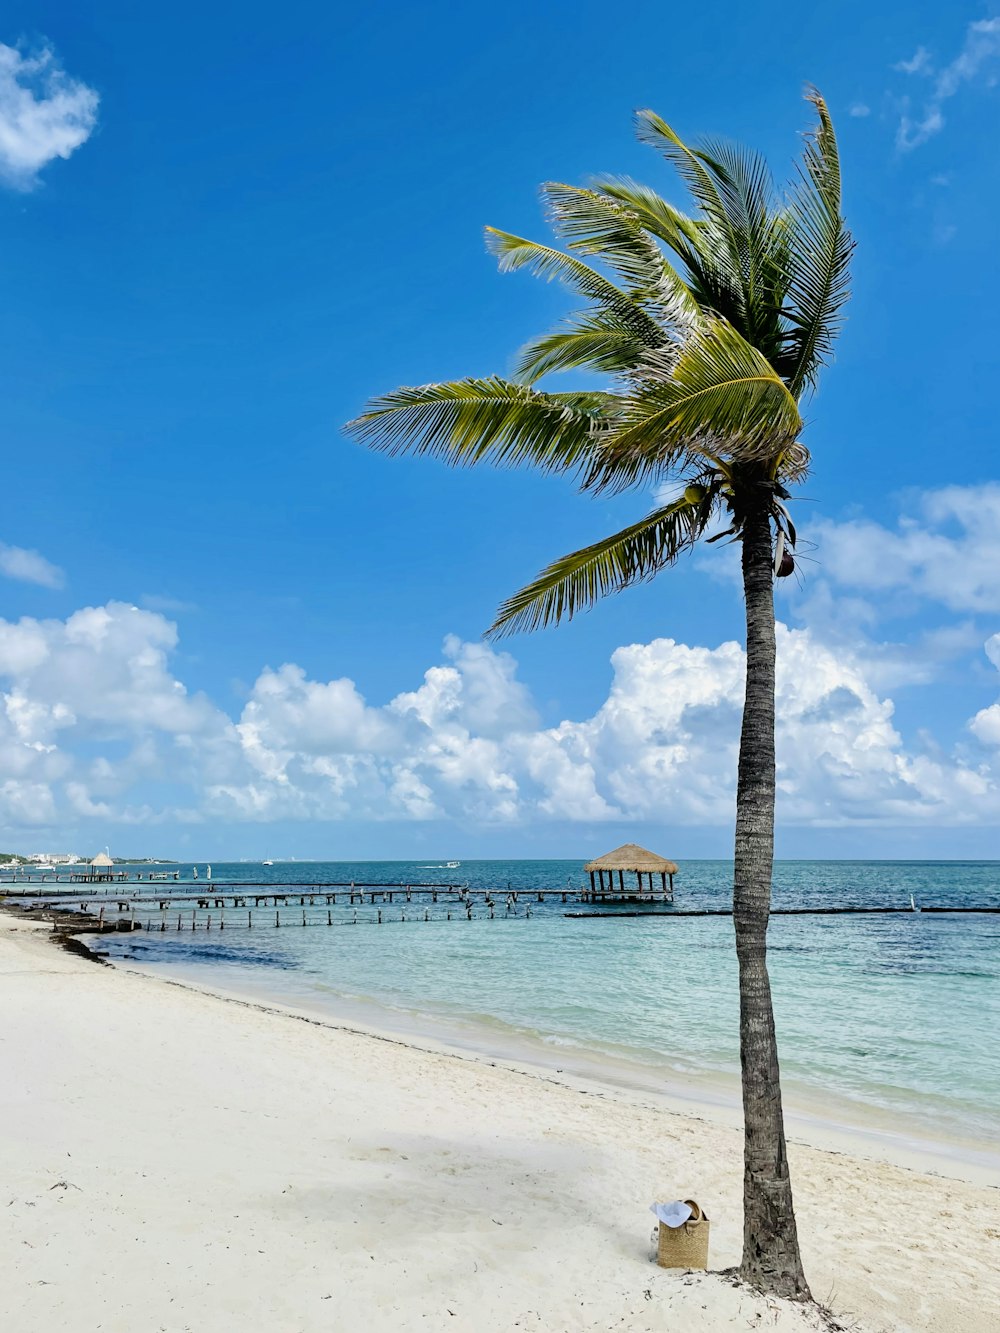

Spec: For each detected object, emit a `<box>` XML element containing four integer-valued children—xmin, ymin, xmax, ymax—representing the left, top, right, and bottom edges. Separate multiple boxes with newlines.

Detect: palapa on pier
<box><xmin>584</xmin><ymin>843</ymin><xmax>677</xmax><ymax>900</ymax></box>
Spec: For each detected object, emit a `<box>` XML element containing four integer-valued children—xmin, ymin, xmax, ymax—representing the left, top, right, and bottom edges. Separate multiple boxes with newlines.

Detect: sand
<box><xmin>1</xmin><ymin>916</ymin><xmax>997</xmax><ymax>1333</ymax></box>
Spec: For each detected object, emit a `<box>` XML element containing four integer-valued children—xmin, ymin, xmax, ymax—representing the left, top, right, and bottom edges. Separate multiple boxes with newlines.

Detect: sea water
<box><xmin>94</xmin><ymin>859</ymin><xmax>1000</xmax><ymax>1153</ymax></box>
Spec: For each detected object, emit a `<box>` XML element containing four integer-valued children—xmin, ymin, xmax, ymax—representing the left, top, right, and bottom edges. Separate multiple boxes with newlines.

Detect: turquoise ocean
<box><xmin>90</xmin><ymin>859</ymin><xmax>1000</xmax><ymax>1157</ymax></box>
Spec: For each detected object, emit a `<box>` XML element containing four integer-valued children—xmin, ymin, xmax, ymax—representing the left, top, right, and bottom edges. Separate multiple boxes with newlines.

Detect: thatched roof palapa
<box><xmin>90</xmin><ymin>852</ymin><xmax>114</xmax><ymax>867</ymax></box>
<box><xmin>584</xmin><ymin>843</ymin><xmax>678</xmax><ymax>875</ymax></box>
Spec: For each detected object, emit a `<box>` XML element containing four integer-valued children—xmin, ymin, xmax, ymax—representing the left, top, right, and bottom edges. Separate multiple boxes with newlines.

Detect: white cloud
<box><xmin>0</xmin><ymin>779</ymin><xmax>58</xmax><ymax>826</ymax></box>
<box><xmin>895</xmin><ymin>19</ymin><xmax>1000</xmax><ymax>149</ymax></box>
<box><xmin>0</xmin><ymin>602</ymin><xmax>223</xmax><ymax>750</ymax></box>
<box><xmin>390</xmin><ymin>636</ymin><xmax>538</xmax><ymax>737</ymax></box>
<box><xmin>969</xmin><ymin>635</ymin><xmax>1000</xmax><ymax>745</ymax></box>
<box><xmin>0</xmin><ymin>590</ymin><xmax>999</xmax><ymax>835</ymax></box>
<box><xmin>897</xmin><ymin>107</ymin><xmax>944</xmax><ymax>149</ymax></box>
<box><xmin>4</xmin><ymin>486</ymin><xmax>1000</xmax><ymax>837</ymax></box>
<box><xmin>0</xmin><ymin>42</ymin><xmax>98</xmax><ymax>189</ymax></box>
<box><xmin>513</xmin><ymin>629</ymin><xmax>985</xmax><ymax>828</ymax></box>
<box><xmin>0</xmin><ymin>541</ymin><xmax>64</xmax><ymax>588</ymax></box>
<box><xmin>810</xmin><ymin>485</ymin><xmax>1000</xmax><ymax>614</ymax></box>
<box><xmin>848</xmin><ymin>103</ymin><xmax>871</xmax><ymax>118</ymax></box>
<box><xmin>894</xmin><ymin>46</ymin><xmax>933</xmax><ymax>76</ymax></box>
<box><xmin>240</xmin><ymin>665</ymin><xmax>399</xmax><ymax>759</ymax></box>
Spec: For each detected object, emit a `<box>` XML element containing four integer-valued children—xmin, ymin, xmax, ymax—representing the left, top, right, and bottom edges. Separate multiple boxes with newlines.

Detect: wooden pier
<box><xmin>2</xmin><ymin>884</ymin><xmax>569</xmax><ymax>908</ymax></box>
<box><xmin>6</xmin><ymin>874</ymin><xmax>997</xmax><ymax>941</ymax></box>
<box><xmin>38</xmin><ymin>898</ymin><xmax>1000</xmax><ymax>940</ymax></box>
<box><xmin>49</xmin><ymin>894</ymin><xmax>543</xmax><ymax>934</ymax></box>
<box><xmin>5</xmin><ymin>879</ymin><xmax>570</xmax><ymax>934</ymax></box>
<box><xmin>0</xmin><ymin>877</ymin><xmax>465</xmax><ymax>893</ymax></box>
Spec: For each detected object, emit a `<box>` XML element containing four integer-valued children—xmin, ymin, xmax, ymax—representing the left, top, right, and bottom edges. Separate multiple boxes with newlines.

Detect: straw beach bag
<box><xmin>655</xmin><ymin>1199</ymin><xmax>710</xmax><ymax>1269</ymax></box>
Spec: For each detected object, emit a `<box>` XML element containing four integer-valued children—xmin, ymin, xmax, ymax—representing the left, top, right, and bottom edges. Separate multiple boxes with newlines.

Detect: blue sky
<box><xmin>1</xmin><ymin>1</ymin><xmax>1000</xmax><ymax>859</ymax></box>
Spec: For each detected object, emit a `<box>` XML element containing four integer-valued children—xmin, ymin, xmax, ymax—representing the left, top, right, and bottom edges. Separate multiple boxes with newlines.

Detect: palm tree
<box><xmin>347</xmin><ymin>89</ymin><xmax>851</xmax><ymax>1300</ymax></box>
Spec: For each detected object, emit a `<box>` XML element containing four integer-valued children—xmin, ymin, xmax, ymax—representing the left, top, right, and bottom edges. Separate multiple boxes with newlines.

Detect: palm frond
<box><xmin>541</xmin><ymin>183</ymin><xmax>664</xmax><ymax>285</ymax></box>
<box><xmin>768</xmin><ymin>440</ymin><xmax>810</xmax><ymax>486</ymax></box>
<box><xmin>632</xmin><ymin>110</ymin><xmax>746</xmax><ymax>306</ymax></box>
<box><xmin>484</xmin><ymin>229</ymin><xmax>665</xmax><ymax>345</ymax></box>
<box><xmin>587</xmin><ymin>317</ymin><xmax>802</xmax><ymax>493</ymax></box>
<box><xmin>346</xmin><ymin>378</ymin><xmax>617</xmax><ymax>475</ymax></box>
<box><xmin>592</xmin><ymin>175</ymin><xmax>751</xmax><ymax>330</ymax></box>
<box><xmin>694</xmin><ymin>137</ymin><xmax>788</xmax><ymax>353</ymax></box>
<box><xmin>515</xmin><ymin>313</ymin><xmax>648</xmax><ymax>382</ymax></box>
<box><xmin>540</xmin><ymin>183</ymin><xmax>698</xmax><ymax>323</ymax></box>
<box><xmin>594</xmin><ymin>176</ymin><xmax>704</xmax><ymax>255</ymax></box>
<box><xmin>487</xmin><ymin>499</ymin><xmax>711</xmax><ymax>637</ymax></box>
<box><xmin>594</xmin><ymin>175</ymin><xmax>747</xmax><ymax>337</ymax></box>
<box><xmin>783</xmin><ymin>89</ymin><xmax>853</xmax><ymax>396</ymax></box>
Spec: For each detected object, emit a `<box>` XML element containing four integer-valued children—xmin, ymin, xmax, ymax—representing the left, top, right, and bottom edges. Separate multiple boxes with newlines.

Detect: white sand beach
<box><xmin>1</xmin><ymin>915</ymin><xmax>998</xmax><ymax>1333</ymax></box>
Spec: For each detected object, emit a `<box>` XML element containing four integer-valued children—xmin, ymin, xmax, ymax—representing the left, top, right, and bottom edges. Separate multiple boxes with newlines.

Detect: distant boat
<box><xmin>32</xmin><ymin>862</ymin><xmax>57</xmax><ymax>874</ymax></box>
<box><xmin>262</xmin><ymin>859</ymin><xmax>274</xmax><ymax>866</ymax></box>
<box><xmin>446</xmin><ymin>861</ymin><xmax>461</xmax><ymax>869</ymax></box>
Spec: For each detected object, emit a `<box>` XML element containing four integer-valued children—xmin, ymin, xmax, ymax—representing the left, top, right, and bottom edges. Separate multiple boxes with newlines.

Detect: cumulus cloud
<box><xmin>5</xmin><ymin>486</ymin><xmax>1000</xmax><ymax>836</ymax></box>
<box><xmin>2</xmin><ymin>594</ymin><xmax>1000</xmax><ymax>837</ymax></box>
<box><xmin>0</xmin><ymin>603</ymin><xmax>225</xmax><ymax>767</ymax></box>
<box><xmin>810</xmin><ymin>485</ymin><xmax>1000</xmax><ymax>614</ymax></box>
<box><xmin>895</xmin><ymin>19</ymin><xmax>1000</xmax><ymax>149</ymax></box>
<box><xmin>0</xmin><ymin>541</ymin><xmax>64</xmax><ymax>588</ymax></box>
<box><xmin>513</xmin><ymin>629</ymin><xmax>999</xmax><ymax>828</ymax></box>
<box><xmin>0</xmin><ymin>41</ymin><xmax>98</xmax><ymax>188</ymax></box>
<box><xmin>969</xmin><ymin>635</ymin><xmax>1000</xmax><ymax>746</ymax></box>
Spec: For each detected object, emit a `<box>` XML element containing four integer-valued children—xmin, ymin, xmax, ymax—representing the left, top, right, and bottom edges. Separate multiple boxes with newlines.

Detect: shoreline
<box><xmin>116</xmin><ymin>950</ymin><xmax>1000</xmax><ymax>1189</ymax></box>
<box><xmin>11</xmin><ymin>896</ymin><xmax>999</xmax><ymax>1187</ymax></box>
<box><xmin>3</xmin><ymin>912</ymin><xmax>999</xmax><ymax>1331</ymax></box>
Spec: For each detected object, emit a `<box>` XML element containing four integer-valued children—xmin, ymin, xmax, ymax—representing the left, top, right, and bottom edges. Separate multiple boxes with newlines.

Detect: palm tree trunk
<box><xmin>734</xmin><ymin>493</ymin><xmax>810</xmax><ymax>1300</ymax></box>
